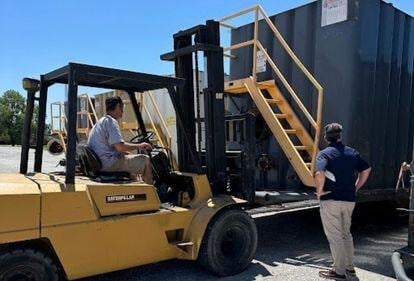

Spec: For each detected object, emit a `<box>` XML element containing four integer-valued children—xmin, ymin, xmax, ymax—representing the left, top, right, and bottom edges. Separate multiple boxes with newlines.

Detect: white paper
<box><xmin>256</xmin><ymin>50</ymin><xmax>267</xmax><ymax>73</ymax></box>
<box><xmin>321</xmin><ymin>0</ymin><xmax>348</xmax><ymax>27</ymax></box>
<box><xmin>325</xmin><ymin>170</ymin><xmax>336</xmax><ymax>182</ymax></box>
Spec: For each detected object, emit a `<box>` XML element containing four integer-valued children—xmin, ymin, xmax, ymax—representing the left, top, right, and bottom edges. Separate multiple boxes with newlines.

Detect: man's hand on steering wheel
<box><xmin>138</xmin><ymin>142</ymin><xmax>152</xmax><ymax>153</ymax></box>
<box><xmin>130</xmin><ymin>131</ymin><xmax>155</xmax><ymax>144</ymax></box>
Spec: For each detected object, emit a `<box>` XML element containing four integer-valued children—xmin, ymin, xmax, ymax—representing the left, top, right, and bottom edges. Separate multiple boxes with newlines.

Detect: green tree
<box><xmin>0</xmin><ymin>90</ymin><xmax>26</xmax><ymax>146</ymax></box>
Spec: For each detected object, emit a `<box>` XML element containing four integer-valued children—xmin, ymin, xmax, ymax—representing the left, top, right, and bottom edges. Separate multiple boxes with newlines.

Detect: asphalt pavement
<box><xmin>0</xmin><ymin>145</ymin><xmax>407</xmax><ymax>280</ymax></box>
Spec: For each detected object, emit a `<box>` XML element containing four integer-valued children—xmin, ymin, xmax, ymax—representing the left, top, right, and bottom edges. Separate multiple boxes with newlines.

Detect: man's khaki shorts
<box><xmin>102</xmin><ymin>154</ymin><xmax>149</xmax><ymax>178</ymax></box>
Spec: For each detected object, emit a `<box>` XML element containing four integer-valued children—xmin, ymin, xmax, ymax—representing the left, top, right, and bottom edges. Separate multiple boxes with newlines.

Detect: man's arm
<box><xmin>313</xmin><ymin>151</ymin><xmax>331</xmax><ymax>199</ymax></box>
<box><xmin>355</xmin><ymin>167</ymin><xmax>371</xmax><ymax>192</ymax></box>
<box><xmin>113</xmin><ymin>142</ymin><xmax>152</xmax><ymax>153</ymax></box>
<box><xmin>106</xmin><ymin>117</ymin><xmax>152</xmax><ymax>153</ymax></box>
<box><xmin>314</xmin><ymin>170</ymin><xmax>326</xmax><ymax>195</ymax></box>
<box><xmin>314</xmin><ymin>171</ymin><xmax>331</xmax><ymax>199</ymax></box>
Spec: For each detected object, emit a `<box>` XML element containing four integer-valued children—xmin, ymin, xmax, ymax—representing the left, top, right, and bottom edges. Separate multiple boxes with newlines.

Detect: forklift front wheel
<box><xmin>0</xmin><ymin>248</ymin><xmax>60</xmax><ymax>281</ymax></box>
<box><xmin>198</xmin><ymin>208</ymin><xmax>258</xmax><ymax>276</ymax></box>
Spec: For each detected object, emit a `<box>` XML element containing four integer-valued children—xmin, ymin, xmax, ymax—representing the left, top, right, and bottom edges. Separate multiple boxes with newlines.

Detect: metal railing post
<box><xmin>252</xmin><ymin>7</ymin><xmax>259</xmax><ymax>83</ymax></box>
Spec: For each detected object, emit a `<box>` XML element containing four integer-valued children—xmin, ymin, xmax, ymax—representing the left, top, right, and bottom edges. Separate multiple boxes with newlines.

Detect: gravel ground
<box><xmin>0</xmin><ymin>145</ymin><xmax>407</xmax><ymax>280</ymax></box>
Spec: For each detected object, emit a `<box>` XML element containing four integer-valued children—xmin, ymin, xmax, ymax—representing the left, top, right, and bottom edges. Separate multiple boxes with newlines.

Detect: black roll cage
<box><xmin>20</xmin><ymin>62</ymin><xmax>184</xmax><ymax>184</ymax></box>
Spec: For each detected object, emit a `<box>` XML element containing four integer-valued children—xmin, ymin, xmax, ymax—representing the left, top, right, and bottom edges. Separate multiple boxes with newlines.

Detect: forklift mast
<box><xmin>161</xmin><ymin>20</ymin><xmax>227</xmax><ymax>194</ymax></box>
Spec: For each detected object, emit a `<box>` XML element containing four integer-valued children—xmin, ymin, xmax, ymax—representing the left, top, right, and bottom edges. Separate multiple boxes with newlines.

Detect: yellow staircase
<box><xmin>50</xmin><ymin>101</ymin><xmax>68</xmax><ymax>152</ymax></box>
<box><xmin>50</xmin><ymin>94</ymin><xmax>98</xmax><ymax>152</ymax></box>
<box><xmin>220</xmin><ymin>6</ymin><xmax>324</xmax><ymax>187</ymax></box>
<box><xmin>225</xmin><ymin>78</ymin><xmax>317</xmax><ymax>186</ymax></box>
<box><xmin>77</xmin><ymin>94</ymin><xmax>98</xmax><ymax>140</ymax></box>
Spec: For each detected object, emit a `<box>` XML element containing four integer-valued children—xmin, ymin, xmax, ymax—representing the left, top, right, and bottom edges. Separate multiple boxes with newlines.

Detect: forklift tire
<box><xmin>0</xmin><ymin>248</ymin><xmax>60</xmax><ymax>281</ymax></box>
<box><xmin>198</xmin><ymin>208</ymin><xmax>258</xmax><ymax>276</ymax></box>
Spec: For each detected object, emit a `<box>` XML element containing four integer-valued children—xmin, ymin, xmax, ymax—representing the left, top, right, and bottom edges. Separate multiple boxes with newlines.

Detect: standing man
<box><xmin>314</xmin><ymin>123</ymin><xmax>371</xmax><ymax>280</ymax></box>
<box><xmin>87</xmin><ymin>96</ymin><xmax>153</xmax><ymax>184</ymax></box>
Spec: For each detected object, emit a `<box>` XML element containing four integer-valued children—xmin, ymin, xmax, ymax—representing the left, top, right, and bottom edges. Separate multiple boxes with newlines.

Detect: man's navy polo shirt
<box><xmin>316</xmin><ymin>141</ymin><xmax>370</xmax><ymax>202</ymax></box>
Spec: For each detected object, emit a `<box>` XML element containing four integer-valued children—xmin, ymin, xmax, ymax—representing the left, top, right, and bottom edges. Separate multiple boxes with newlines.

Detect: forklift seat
<box><xmin>77</xmin><ymin>145</ymin><xmax>130</xmax><ymax>181</ymax></box>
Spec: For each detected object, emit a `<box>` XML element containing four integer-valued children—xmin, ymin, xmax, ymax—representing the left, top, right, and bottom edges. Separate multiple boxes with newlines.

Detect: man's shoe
<box><xmin>346</xmin><ymin>269</ymin><xmax>357</xmax><ymax>276</ymax></box>
<box><xmin>319</xmin><ymin>269</ymin><xmax>346</xmax><ymax>280</ymax></box>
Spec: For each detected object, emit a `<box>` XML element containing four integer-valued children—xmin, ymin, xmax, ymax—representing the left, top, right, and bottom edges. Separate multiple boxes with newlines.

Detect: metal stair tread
<box><xmin>240</xmin><ymin>77</ymin><xmax>318</xmax><ymax>186</ymax></box>
<box><xmin>284</xmin><ymin>129</ymin><xmax>300</xmax><ymax>134</ymax></box>
<box><xmin>225</xmin><ymin>78</ymin><xmax>275</xmax><ymax>94</ymax></box>
<box><xmin>275</xmin><ymin>113</ymin><xmax>289</xmax><ymax>119</ymax></box>
<box><xmin>266</xmin><ymin>98</ymin><xmax>283</xmax><ymax>105</ymax></box>
<box><xmin>295</xmin><ymin>145</ymin><xmax>311</xmax><ymax>151</ymax></box>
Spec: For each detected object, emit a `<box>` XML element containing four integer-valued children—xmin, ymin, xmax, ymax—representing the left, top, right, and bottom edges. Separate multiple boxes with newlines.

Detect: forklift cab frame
<box><xmin>20</xmin><ymin>62</ymin><xmax>185</xmax><ymax>184</ymax></box>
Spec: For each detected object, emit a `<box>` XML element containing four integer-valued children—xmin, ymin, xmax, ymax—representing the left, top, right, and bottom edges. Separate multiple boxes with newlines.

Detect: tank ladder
<box><xmin>220</xmin><ymin>6</ymin><xmax>324</xmax><ymax>187</ymax></box>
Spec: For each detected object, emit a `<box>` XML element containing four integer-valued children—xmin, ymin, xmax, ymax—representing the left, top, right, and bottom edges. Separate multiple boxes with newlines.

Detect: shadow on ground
<box><xmin>253</xmin><ymin>202</ymin><xmax>407</xmax><ymax>277</ymax></box>
<box><xmin>82</xmin><ymin>202</ymin><xmax>407</xmax><ymax>281</ymax></box>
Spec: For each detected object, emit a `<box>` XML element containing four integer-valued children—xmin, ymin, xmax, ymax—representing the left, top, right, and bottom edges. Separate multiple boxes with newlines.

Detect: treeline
<box><xmin>0</xmin><ymin>90</ymin><xmax>48</xmax><ymax>146</ymax></box>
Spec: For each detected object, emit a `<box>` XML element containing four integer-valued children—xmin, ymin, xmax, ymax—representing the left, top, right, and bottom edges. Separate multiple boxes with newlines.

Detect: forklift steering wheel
<box><xmin>130</xmin><ymin>131</ymin><xmax>155</xmax><ymax>144</ymax></box>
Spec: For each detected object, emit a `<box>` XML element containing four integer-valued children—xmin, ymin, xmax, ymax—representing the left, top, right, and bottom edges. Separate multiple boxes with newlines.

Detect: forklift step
<box><xmin>174</xmin><ymin>241</ymin><xmax>194</xmax><ymax>247</ymax></box>
<box><xmin>248</xmin><ymin>198</ymin><xmax>320</xmax><ymax>218</ymax></box>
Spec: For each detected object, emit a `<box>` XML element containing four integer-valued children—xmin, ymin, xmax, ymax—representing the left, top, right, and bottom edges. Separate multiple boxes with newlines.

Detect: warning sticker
<box><xmin>256</xmin><ymin>50</ymin><xmax>267</xmax><ymax>74</ymax></box>
<box><xmin>321</xmin><ymin>0</ymin><xmax>348</xmax><ymax>27</ymax></box>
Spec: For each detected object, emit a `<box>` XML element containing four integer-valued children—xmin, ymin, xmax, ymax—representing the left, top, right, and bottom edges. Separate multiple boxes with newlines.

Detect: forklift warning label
<box><xmin>106</xmin><ymin>194</ymin><xmax>147</xmax><ymax>203</ymax></box>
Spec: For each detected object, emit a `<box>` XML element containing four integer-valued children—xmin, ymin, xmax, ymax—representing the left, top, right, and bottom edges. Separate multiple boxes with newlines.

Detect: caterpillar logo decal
<box><xmin>106</xmin><ymin>194</ymin><xmax>147</xmax><ymax>203</ymax></box>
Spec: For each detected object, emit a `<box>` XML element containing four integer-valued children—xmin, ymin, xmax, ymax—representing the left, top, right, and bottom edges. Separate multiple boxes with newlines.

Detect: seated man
<box><xmin>87</xmin><ymin>96</ymin><xmax>153</xmax><ymax>184</ymax></box>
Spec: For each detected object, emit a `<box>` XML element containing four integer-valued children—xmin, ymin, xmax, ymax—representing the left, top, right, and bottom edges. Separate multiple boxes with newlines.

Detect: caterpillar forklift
<box><xmin>0</xmin><ymin>20</ymin><xmax>258</xmax><ymax>280</ymax></box>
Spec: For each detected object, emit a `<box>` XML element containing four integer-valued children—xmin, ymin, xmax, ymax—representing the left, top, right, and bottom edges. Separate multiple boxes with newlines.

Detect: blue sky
<box><xmin>1</xmin><ymin>0</ymin><xmax>413</xmax><ymax>104</ymax></box>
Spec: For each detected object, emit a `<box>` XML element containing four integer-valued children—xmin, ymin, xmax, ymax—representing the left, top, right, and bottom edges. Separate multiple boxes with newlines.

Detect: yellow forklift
<box><xmin>0</xmin><ymin>20</ymin><xmax>258</xmax><ymax>281</ymax></box>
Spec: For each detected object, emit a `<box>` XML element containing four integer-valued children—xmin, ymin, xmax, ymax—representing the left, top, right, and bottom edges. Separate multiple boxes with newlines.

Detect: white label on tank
<box><xmin>321</xmin><ymin>0</ymin><xmax>348</xmax><ymax>27</ymax></box>
<box><xmin>256</xmin><ymin>50</ymin><xmax>267</xmax><ymax>73</ymax></box>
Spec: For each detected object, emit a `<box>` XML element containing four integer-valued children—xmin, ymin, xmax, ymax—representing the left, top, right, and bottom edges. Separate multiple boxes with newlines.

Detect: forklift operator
<box><xmin>87</xmin><ymin>96</ymin><xmax>153</xmax><ymax>184</ymax></box>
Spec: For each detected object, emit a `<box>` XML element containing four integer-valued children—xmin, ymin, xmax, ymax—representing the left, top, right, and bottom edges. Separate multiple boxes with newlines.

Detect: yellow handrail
<box><xmin>86</xmin><ymin>94</ymin><xmax>98</xmax><ymax>123</ymax></box>
<box><xmin>218</xmin><ymin>6</ymin><xmax>258</xmax><ymax>23</ymax></box>
<box><xmin>223</xmin><ymin>40</ymin><xmax>254</xmax><ymax>53</ymax></box>
<box><xmin>50</xmin><ymin>101</ymin><xmax>67</xmax><ymax>152</ymax></box>
<box><xmin>141</xmin><ymin>101</ymin><xmax>167</xmax><ymax>148</ymax></box>
<box><xmin>79</xmin><ymin>94</ymin><xmax>98</xmax><ymax>131</ymax></box>
<box><xmin>257</xmin><ymin>6</ymin><xmax>323</xmax><ymax>91</ymax></box>
<box><xmin>147</xmin><ymin>91</ymin><xmax>173</xmax><ymax>149</ymax></box>
<box><xmin>138</xmin><ymin>92</ymin><xmax>177</xmax><ymax>170</ymax></box>
<box><xmin>219</xmin><ymin>5</ymin><xmax>324</xmax><ymax>173</ymax></box>
<box><xmin>256</xmin><ymin>42</ymin><xmax>316</xmax><ymax>128</ymax></box>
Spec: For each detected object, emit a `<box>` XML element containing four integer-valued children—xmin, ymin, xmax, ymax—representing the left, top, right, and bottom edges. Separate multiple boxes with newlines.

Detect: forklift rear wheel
<box><xmin>198</xmin><ymin>208</ymin><xmax>258</xmax><ymax>276</ymax></box>
<box><xmin>0</xmin><ymin>248</ymin><xmax>59</xmax><ymax>281</ymax></box>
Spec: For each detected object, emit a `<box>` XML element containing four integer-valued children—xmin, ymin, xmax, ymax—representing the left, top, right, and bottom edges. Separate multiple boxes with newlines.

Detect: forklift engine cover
<box><xmin>0</xmin><ymin>172</ymin><xmax>251</xmax><ymax>280</ymax></box>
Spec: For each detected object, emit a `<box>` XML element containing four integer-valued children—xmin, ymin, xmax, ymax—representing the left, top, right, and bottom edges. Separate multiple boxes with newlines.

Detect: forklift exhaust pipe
<box><xmin>47</xmin><ymin>138</ymin><xmax>64</xmax><ymax>155</ymax></box>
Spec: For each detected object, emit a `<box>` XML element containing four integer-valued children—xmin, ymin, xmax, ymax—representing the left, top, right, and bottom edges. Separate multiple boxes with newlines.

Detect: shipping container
<box><xmin>227</xmin><ymin>0</ymin><xmax>414</xmax><ymax>199</ymax></box>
